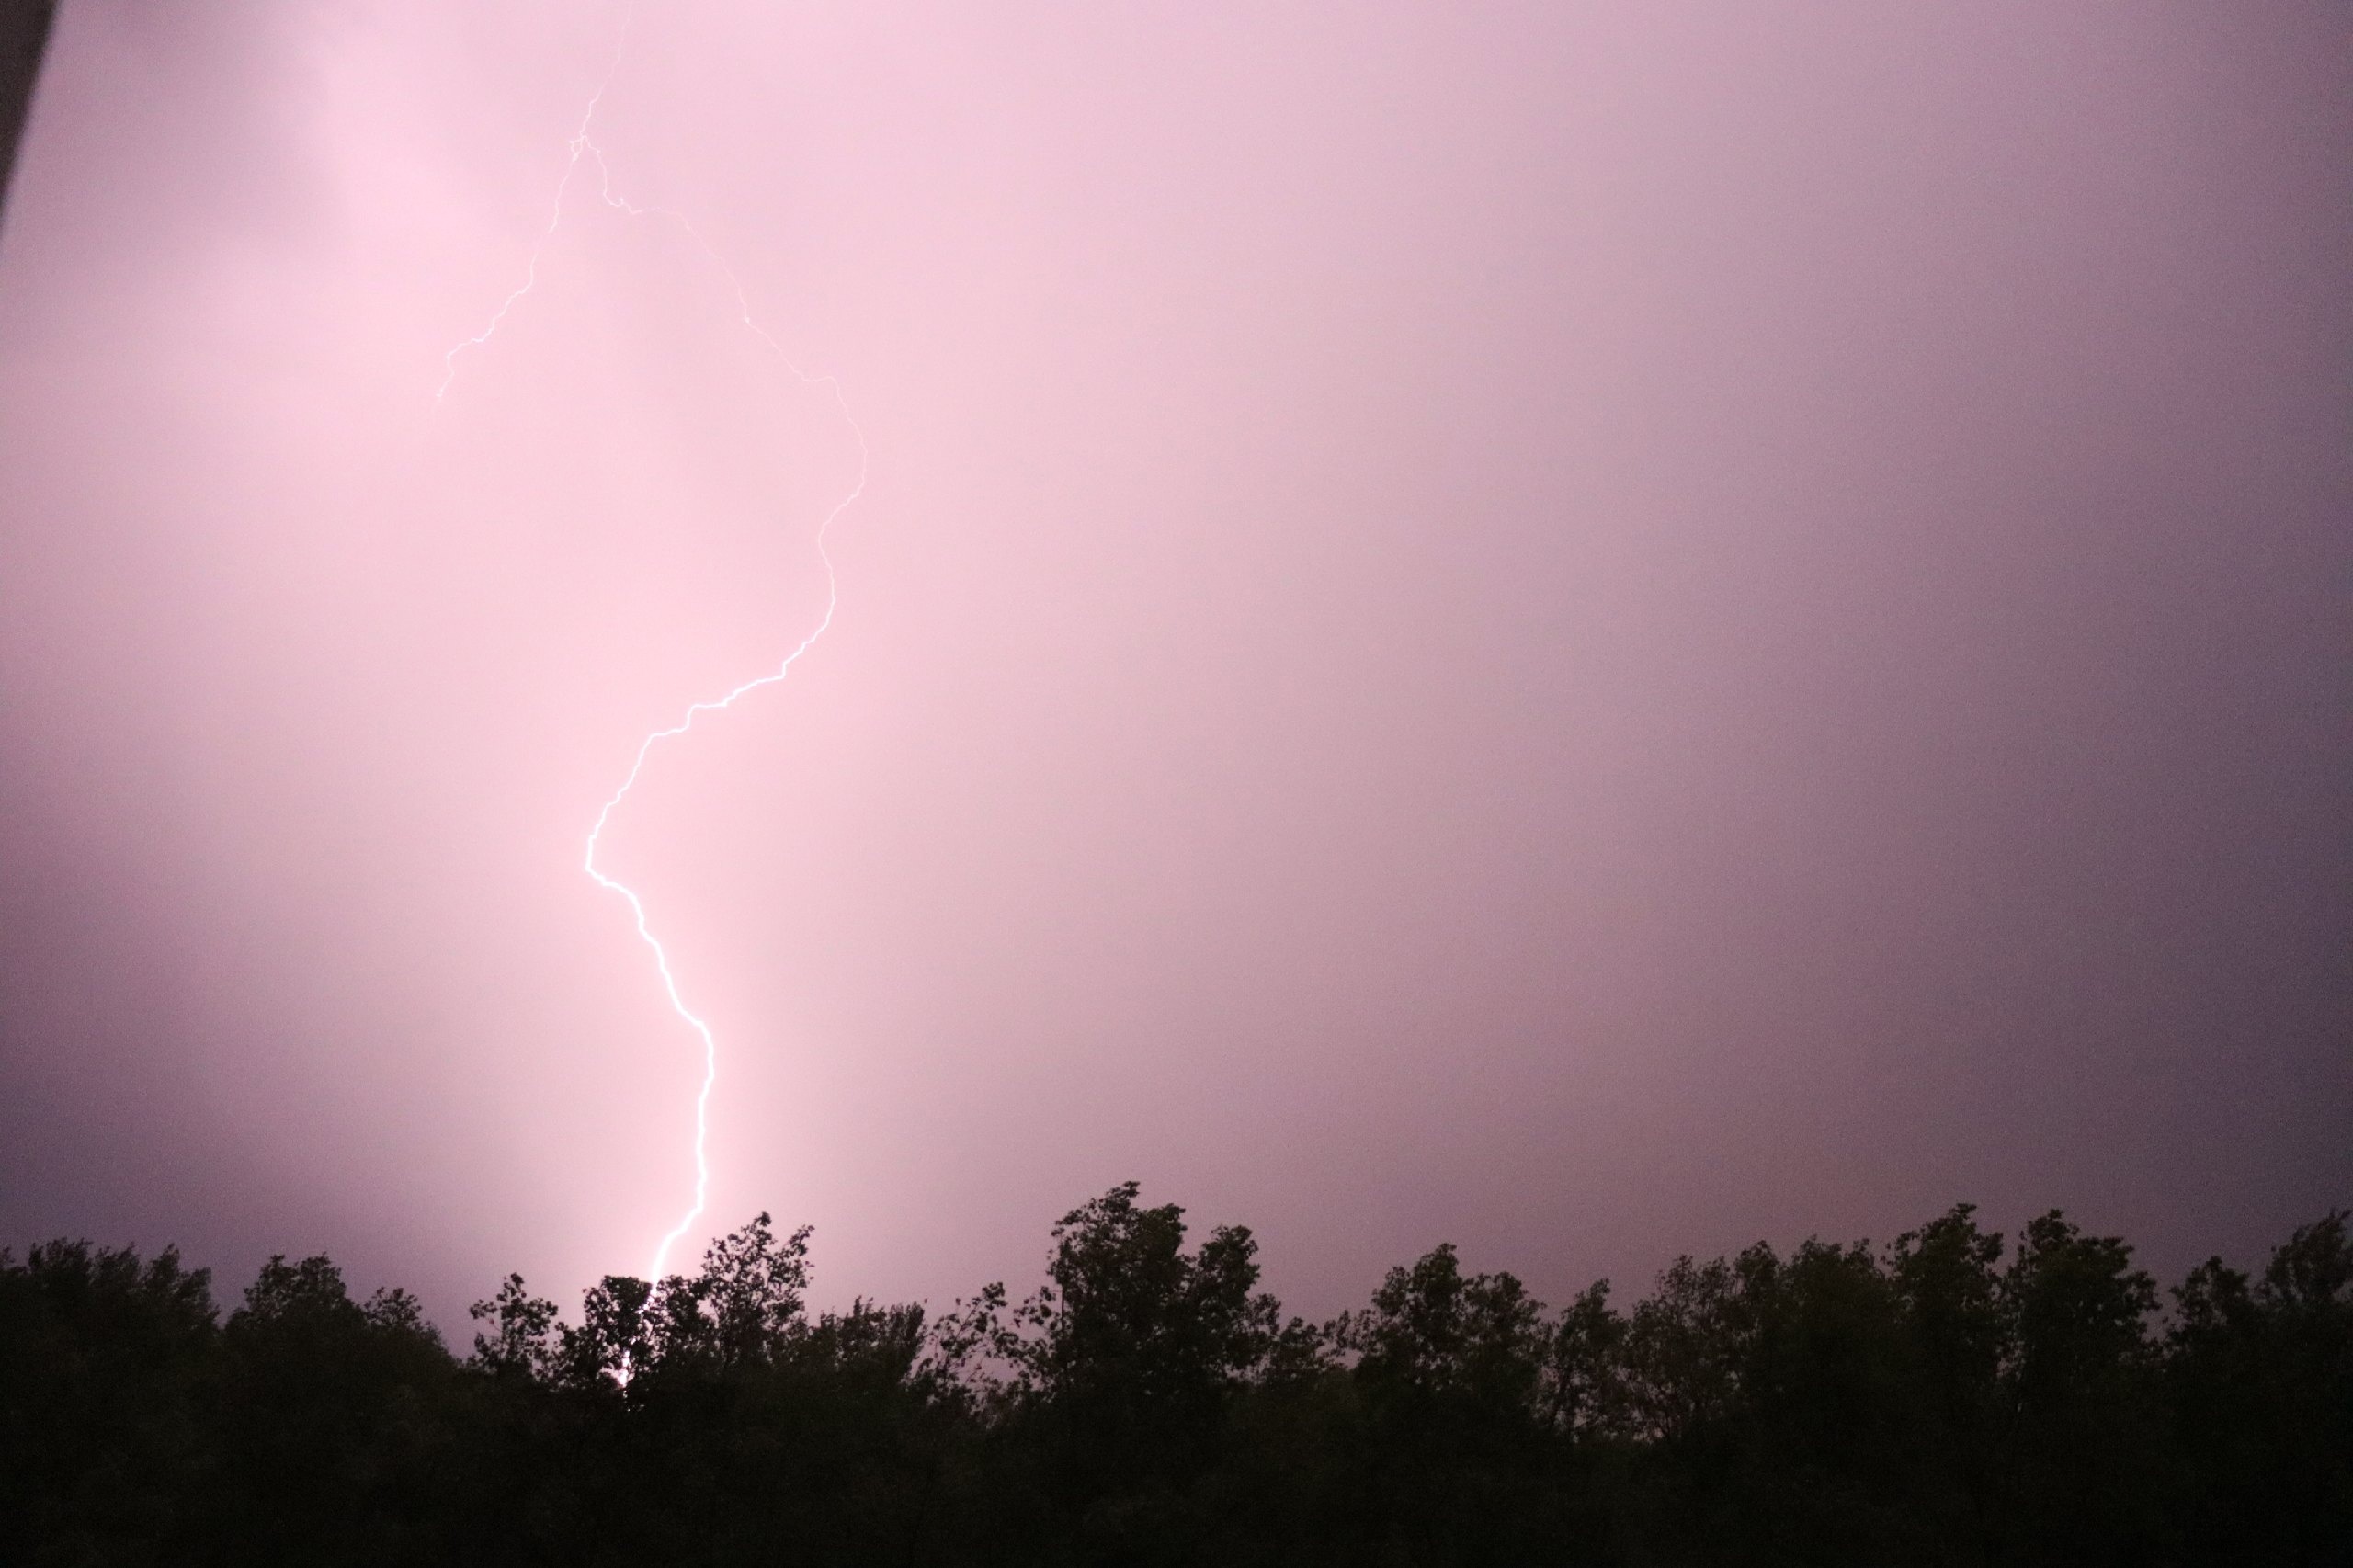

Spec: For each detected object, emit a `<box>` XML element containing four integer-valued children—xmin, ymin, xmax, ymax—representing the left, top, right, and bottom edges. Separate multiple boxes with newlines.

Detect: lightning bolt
<box><xmin>439</xmin><ymin>8</ymin><xmax>868</xmax><ymax>1283</ymax></box>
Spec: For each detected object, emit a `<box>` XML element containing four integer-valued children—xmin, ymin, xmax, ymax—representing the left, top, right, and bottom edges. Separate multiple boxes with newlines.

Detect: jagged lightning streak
<box><xmin>439</xmin><ymin>11</ymin><xmax>868</xmax><ymax>1283</ymax></box>
<box><xmin>433</xmin><ymin>24</ymin><xmax>617</xmax><ymax>406</ymax></box>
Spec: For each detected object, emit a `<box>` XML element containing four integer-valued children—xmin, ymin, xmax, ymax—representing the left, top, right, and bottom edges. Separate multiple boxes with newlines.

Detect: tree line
<box><xmin>4</xmin><ymin>1182</ymin><xmax>2347</xmax><ymax>1564</ymax></box>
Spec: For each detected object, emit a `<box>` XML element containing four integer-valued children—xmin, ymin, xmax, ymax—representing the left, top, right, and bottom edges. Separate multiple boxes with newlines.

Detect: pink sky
<box><xmin>2</xmin><ymin>1</ymin><xmax>2346</xmax><ymax>1324</ymax></box>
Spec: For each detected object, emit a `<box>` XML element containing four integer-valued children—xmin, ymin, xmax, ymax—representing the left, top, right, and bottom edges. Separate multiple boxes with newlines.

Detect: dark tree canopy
<box><xmin>3</xmin><ymin>1193</ymin><xmax>2347</xmax><ymax>1565</ymax></box>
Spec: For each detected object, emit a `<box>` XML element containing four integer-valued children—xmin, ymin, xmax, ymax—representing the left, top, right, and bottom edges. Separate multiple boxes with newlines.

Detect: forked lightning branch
<box><xmin>437</xmin><ymin>11</ymin><xmax>866</xmax><ymax>1282</ymax></box>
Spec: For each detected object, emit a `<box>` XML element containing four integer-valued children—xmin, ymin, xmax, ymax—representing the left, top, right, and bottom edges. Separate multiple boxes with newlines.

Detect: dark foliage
<box><xmin>4</xmin><ymin>1194</ymin><xmax>2347</xmax><ymax>1564</ymax></box>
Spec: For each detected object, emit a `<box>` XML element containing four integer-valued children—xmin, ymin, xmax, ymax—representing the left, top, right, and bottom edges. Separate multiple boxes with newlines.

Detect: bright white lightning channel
<box><xmin>439</xmin><ymin>18</ymin><xmax>867</xmax><ymax>1283</ymax></box>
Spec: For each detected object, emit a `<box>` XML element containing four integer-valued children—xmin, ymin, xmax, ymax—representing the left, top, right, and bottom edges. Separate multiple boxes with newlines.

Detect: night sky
<box><xmin>1</xmin><ymin>0</ymin><xmax>2346</xmax><ymax>1330</ymax></box>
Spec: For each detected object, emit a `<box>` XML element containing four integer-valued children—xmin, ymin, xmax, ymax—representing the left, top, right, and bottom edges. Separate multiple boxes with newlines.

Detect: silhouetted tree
<box><xmin>931</xmin><ymin>1182</ymin><xmax>1293</xmax><ymax>1562</ymax></box>
<box><xmin>6</xmin><ymin>1188</ymin><xmax>2350</xmax><ymax>1564</ymax></box>
<box><xmin>1992</xmin><ymin>1211</ymin><xmax>2165</xmax><ymax>1564</ymax></box>
<box><xmin>0</xmin><ymin>1239</ymin><xmax>217</xmax><ymax>1564</ymax></box>
<box><xmin>2165</xmin><ymin>1210</ymin><xmax>2353</xmax><ymax>1565</ymax></box>
<box><xmin>207</xmin><ymin>1252</ymin><xmax>458</xmax><ymax>1564</ymax></box>
<box><xmin>1327</xmin><ymin>1241</ymin><xmax>1566</xmax><ymax>1562</ymax></box>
